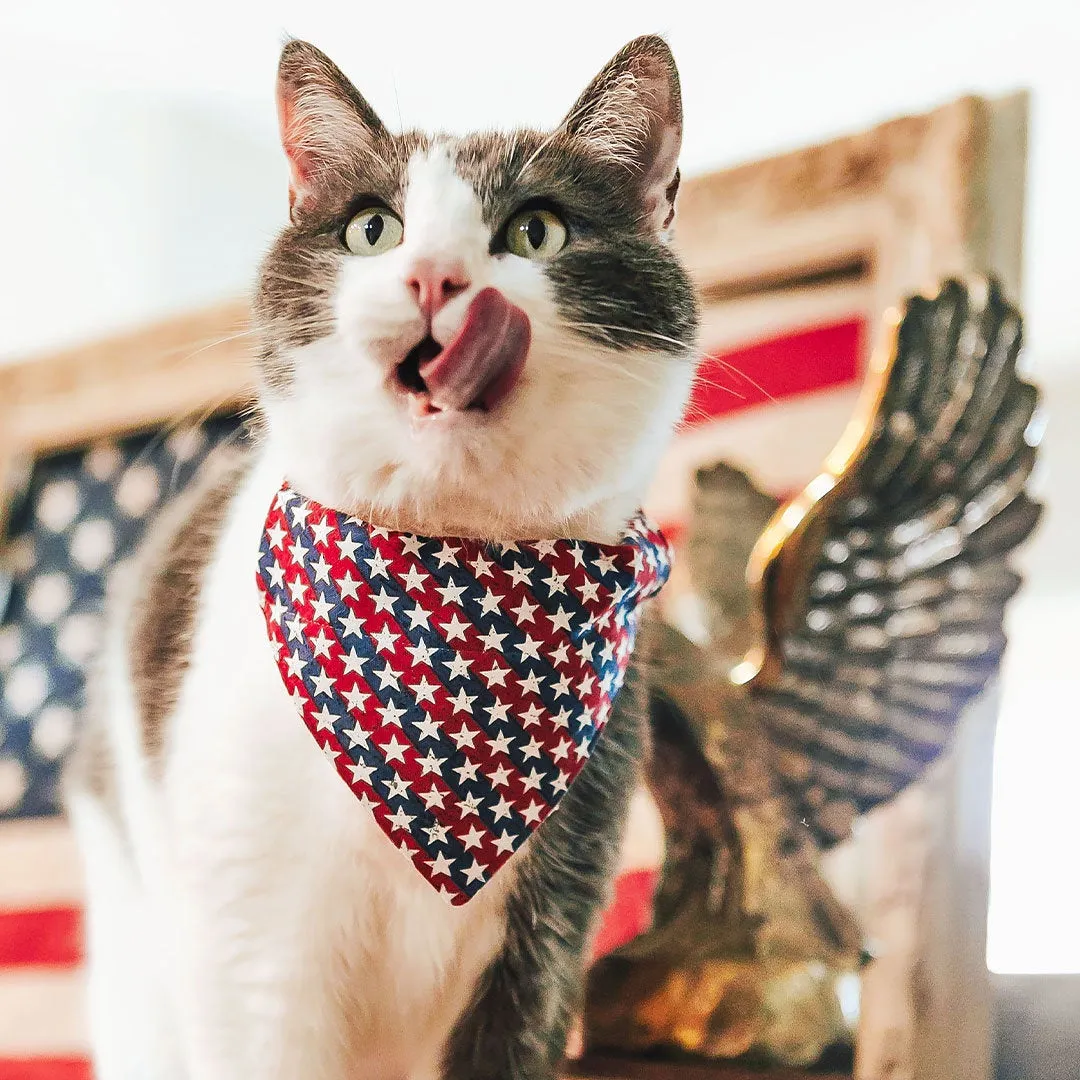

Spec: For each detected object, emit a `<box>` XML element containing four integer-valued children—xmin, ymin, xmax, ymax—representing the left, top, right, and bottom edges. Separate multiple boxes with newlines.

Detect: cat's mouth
<box><xmin>394</xmin><ymin>288</ymin><xmax>531</xmax><ymax>421</ymax></box>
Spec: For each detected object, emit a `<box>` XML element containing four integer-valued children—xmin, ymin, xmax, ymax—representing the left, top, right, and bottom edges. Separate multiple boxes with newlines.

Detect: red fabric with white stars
<box><xmin>257</xmin><ymin>483</ymin><xmax>671</xmax><ymax>905</ymax></box>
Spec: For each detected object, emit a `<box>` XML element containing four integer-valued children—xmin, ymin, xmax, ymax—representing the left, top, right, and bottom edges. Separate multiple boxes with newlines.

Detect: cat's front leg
<box><xmin>440</xmin><ymin>670</ymin><xmax>645</xmax><ymax>1080</ymax></box>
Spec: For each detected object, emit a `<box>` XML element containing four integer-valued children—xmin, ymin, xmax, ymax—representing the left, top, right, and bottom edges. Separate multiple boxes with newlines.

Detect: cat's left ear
<box><xmin>276</xmin><ymin>39</ymin><xmax>389</xmax><ymax>220</ymax></box>
<box><xmin>561</xmin><ymin>36</ymin><xmax>684</xmax><ymax>235</ymax></box>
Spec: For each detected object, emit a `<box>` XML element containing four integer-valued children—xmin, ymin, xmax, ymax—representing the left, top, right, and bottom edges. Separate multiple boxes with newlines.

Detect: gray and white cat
<box><xmin>67</xmin><ymin>35</ymin><xmax>699</xmax><ymax>1080</ymax></box>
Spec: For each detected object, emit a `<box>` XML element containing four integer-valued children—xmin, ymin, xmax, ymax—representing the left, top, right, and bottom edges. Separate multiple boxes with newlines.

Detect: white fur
<box><xmin>73</xmin><ymin>144</ymin><xmax>694</xmax><ymax>1079</ymax></box>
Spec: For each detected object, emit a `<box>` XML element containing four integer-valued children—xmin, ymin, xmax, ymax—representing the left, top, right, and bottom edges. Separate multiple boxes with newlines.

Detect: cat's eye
<box><xmin>344</xmin><ymin>207</ymin><xmax>404</xmax><ymax>256</ymax></box>
<box><xmin>504</xmin><ymin>208</ymin><xmax>567</xmax><ymax>260</ymax></box>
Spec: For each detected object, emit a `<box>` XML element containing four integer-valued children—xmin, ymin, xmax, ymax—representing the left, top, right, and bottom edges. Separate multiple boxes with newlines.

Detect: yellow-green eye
<box><xmin>505</xmin><ymin>208</ymin><xmax>567</xmax><ymax>260</ymax></box>
<box><xmin>344</xmin><ymin>207</ymin><xmax>404</xmax><ymax>256</ymax></box>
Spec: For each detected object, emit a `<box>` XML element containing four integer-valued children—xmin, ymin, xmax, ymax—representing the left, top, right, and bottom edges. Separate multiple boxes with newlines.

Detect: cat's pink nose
<box><xmin>406</xmin><ymin>259</ymin><xmax>470</xmax><ymax>317</ymax></box>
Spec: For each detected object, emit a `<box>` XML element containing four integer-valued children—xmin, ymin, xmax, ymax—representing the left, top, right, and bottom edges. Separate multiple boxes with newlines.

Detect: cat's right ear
<box><xmin>276</xmin><ymin>40</ymin><xmax>388</xmax><ymax>220</ymax></box>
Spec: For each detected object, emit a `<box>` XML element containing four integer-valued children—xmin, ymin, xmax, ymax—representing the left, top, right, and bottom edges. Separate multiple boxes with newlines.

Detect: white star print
<box><xmin>507</xmin><ymin>563</ymin><xmax>533</xmax><ymax>587</ymax></box>
<box><xmin>461</xmin><ymin>859</ymin><xmax>488</xmax><ymax>886</ymax></box>
<box><xmin>348</xmin><ymin>760</ymin><xmax>375</xmax><ymax>786</ymax></box>
<box><xmin>568</xmin><ymin>543</ymin><xmax>585</xmax><ymax>567</ymax></box>
<box><xmin>448</xmin><ymin>688</ymin><xmax>476</xmax><ymax>714</ymax></box>
<box><xmin>400</xmin><ymin>534</ymin><xmax>424</xmax><ymax>557</ymax></box>
<box><xmin>520</xmin><ymin>801</ymin><xmax>545</xmax><ymax>825</ymax></box>
<box><xmin>418</xmin><ymin>785</ymin><xmax>447</xmax><ymax>810</ymax></box>
<box><xmin>576</xmin><ymin>580</ymin><xmax>600</xmax><ymax>603</ymax></box>
<box><xmin>337</xmin><ymin>570</ymin><xmax>362</xmax><ymax>600</ymax></box>
<box><xmin>577</xmin><ymin>673</ymin><xmax>596</xmax><ymax>696</ymax></box>
<box><xmin>552</xmin><ymin>673</ymin><xmax>572</xmax><ymax>698</ymax></box>
<box><xmin>459</xmin><ymin>794</ymin><xmax>483</xmax><ymax>818</ymax></box>
<box><xmin>342</xmin><ymin>723</ymin><xmax>369</xmax><ymax>749</ymax></box>
<box><xmin>551</xmin><ymin>772</ymin><xmax>569</xmax><ymax>794</ymax></box>
<box><xmin>483</xmin><ymin>663</ymin><xmax>510</xmax><ymax>687</ymax></box>
<box><xmin>381</xmin><ymin>734</ymin><xmax>409</xmax><ymax>762</ymax></box>
<box><xmin>485</xmin><ymin>699</ymin><xmax>512</xmax><ymax>724</ymax></box>
<box><xmin>417</xmin><ymin>750</ymin><xmax>445</xmax><ymax>776</ymax></box>
<box><xmin>427</xmin><ymin>852</ymin><xmax>454</xmax><ymax>878</ymax></box>
<box><xmin>310</xmin><ymin>630</ymin><xmax>334</xmax><ymax>659</ymax></box>
<box><xmin>544</xmin><ymin>570</ymin><xmax>568</xmax><ymax>596</ymax></box>
<box><xmin>378</xmin><ymin>700</ymin><xmax>407</xmax><ymax>727</ymax></box>
<box><xmin>551</xmin><ymin>738</ymin><xmax>572</xmax><ymax>762</ymax></box>
<box><xmin>489</xmin><ymin>731</ymin><xmax>513</xmax><ymax>756</ymax></box>
<box><xmin>515</xmin><ymin>634</ymin><xmax>542</xmax><ymax>661</ymax></box>
<box><xmin>437</xmin><ymin>578</ymin><xmax>467</xmax><ymax>606</ymax></box>
<box><xmin>266</xmin><ymin>563</ymin><xmax>285</xmax><ymax>588</ymax></box>
<box><xmin>289</xmin><ymin>687</ymin><xmax>307</xmax><ymax>714</ymax></box>
<box><xmin>336</xmin><ymin>531</ymin><xmax>361</xmax><ymax>561</ymax></box>
<box><xmin>341</xmin><ymin>683</ymin><xmax>369</xmax><ymax>711</ymax></box>
<box><xmin>341</xmin><ymin>648</ymin><xmax>368</xmax><ymax>674</ymax></box>
<box><xmin>493</xmin><ymin>830</ymin><xmax>518</xmax><ymax>856</ymax></box>
<box><xmin>600</xmin><ymin>640</ymin><xmax>616</xmax><ymax>663</ymax></box>
<box><xmin>276</xmin><ymin>488</ymin><xmax>297</xmax><ymax>509</ymax></box>
<box><xmin>369</xmin><ymin>525</ymin><xmax>389</xmax><ymax>539</ymax></box>
<box><xmin>442</xmin><ymin>654</ymin><xmax>473</xmax><ymax>681</ymax></box>
<box><xmin>401</xmin><ymin>565</ymin><xmax>427</xmax><ymax>593</ymax></box>
<box><xmin>413</xmin><ymin>715</ymin><xmax>443</xmax><ymax>742</ymax></box>
<box><xmin>477</xmin><ymin>626</ymin><xmax>507</xmax><ymax>651</ymax></box>
<box><xmin>406</xmin><ymin>638</ymin><xmax>440</xmax><ymax>667</ymax></box>
<box><xmin>533</xmin><ymin>539</ymin><xmax>558</xmax><ymax>557</ymax></box>
<box><xmin>470</xmin><ymin>552</ymin><xmax>494</xmax><ymax>578</ymax></box>
<box><xmin>284</xmin><ymin>613</ymin><xmax>305</xmax><ymax>641</ymax></box>
<box><xmin>458</xmin><ymin>824</ymin><xmax>485</xmax><ymax>851</ymax></box>
<box><xmin>450</xmin><ymin>725</ymin><xmax>478</xmax><ymax>750</ymax></box>
<box><xmin>434</xmin><ymin>542</ymin><xmax>460</xmax><ymax>567</ymax></box>
<box><xmin>337</xmin><ymin>609</ymin><xmax>365</xmax><ymax>640</ymax></box>
<box><xmin>490</xmin><ymin>796</ymin><xmax>514</xmax><ymax>822</ymax></box>
<box><xmin>387</xmin><ymin>807</ymin><xmax>415</xmax><ymax>832</ymax></box>
<box><xmin>371</xmin><ymin>588</ymin><xmax>399</xmax><ymax>614</ymax></box>
<box><xmin>410</xmin><ymin>676</ymin><xmax>439</xmax><ymax>704</ymax></box>
<box><xmin>283</xmin><ymin>653</ymin><xmax>308</xmax><ymax>679</ymax></box>
<box><xmin>364</xmin><ymin>550</ymin><xmax>391</xmax><ymax>579</ymax></box>
<box><xmin>519</xmin><ymin>671</ymin><xmax>544</xmax><ymax>697</ymax></box>
<box><xmin>371</xmin><ymin>623</ymin><xmax>398</xmax><ymax>654</ymax></box>
<box><xmin>309</xmin><ymin>517</ymin><xmax>334</xmax><ymax>546</ymax></box>
<box><xmin>510</xmin><ymin>596</ymin><xmax>538</xmax><ymax>623</ymax></box>
<box><xmin>266</xmin><ymin>522</ymin><xmax>287</xmax><ymax>549</ymax></box>
<box><xmin>551</xmin><ymin>641</ymin><xmax>571</xmax><ymax>667</ymax></box>
<box><xmin>310</xmin><ymin>669</ymin><xmax>335</xmax><ymax>698</ymax></box>
<box><xmin>320</xmin><ymin>742</ymin><xmax>339</xmax><ymax>765</ymax></box>
<box><xmin>423</xmin><ymin>821</ymin><xmax>450</xmax><ymax>846</ymax></box>
<box><xmin>286</xmin><ymin>575</ymin><xmax>308</xmax><ymax>605</ymax></box>
<box><xmin>441</xmin><ymin>613</ymin><xmax>470</xmax><ymax>642</ymax></box>
<box><xmin>488</xmin><ymin>764</ymin><xmax>513</xmax><ymax>788</ymax></box>
<box><xmin>575</xmin><ymin>741</ymin><xmax>591</xmax><ymax>760</ymax></box>
<box><xmin>453</xmin><ymin>760</ymin><xmax>480</xmax><ymax>784</ymax></box>
<box><xmin>550</xmin><ymin>606</ymin><xmax>573</xmax><ymax>632</ymax></box>
<box><xmin>579</xmin><ymin>638</ymin><xmax>596</xmax><ymax>661</ymax></box>
<box><xmin>289</xmin><ymin>500</ymin><xmax>310</xmax><ymax>525</ymax></box>
<box><xmin>312</xmin><ymin>705</ymin><xmax>336</xmax><ymax>733</ymax></box>
<box><xmin>519</xmin><ymin>703</ymin><xmax>545</xmax><ymax>728</ymax></box>
<box><xmin>385</xmin><ymin>775</ymin><xmax>411</xmax><ymax>801</ymax></box>
<box><xmin>520</xmin><ymin>737</ymin><xmax>543</xmax><ymax>761</ymax></box>
<box><xmin>287</xmin><ymin>537</ymin><xmax>310</xmax><ymax>566</ymax></box>
<box><xmin>478</xmin><ymin>589</ymin><xmax>504</xmax><ymax>615</ymax></box>
<box><xmin>594</xmin><ymin>552</ymin><xmax>618</xmax><ymax>575</ymax></box>
<box><xmin>311</xmin><ymin>556</ymin><xmax>332</xmax><ymax>584</ymax></box>
<box><xmin>404</xmin><ymin>603</ymin><xmax>432</xmax><ymax>630</ymax></box>
<box><xmin>521</xmin><ymin>767</ymin><xmax>545</xmax><ymax>792</ymax></box>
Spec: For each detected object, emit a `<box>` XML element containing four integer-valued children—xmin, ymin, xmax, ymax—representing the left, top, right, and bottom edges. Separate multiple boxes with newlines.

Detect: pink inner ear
<box><xmin>276</xmin><ymin>86</ymin><xmax>314</xmax><ymax>212</ymax></box>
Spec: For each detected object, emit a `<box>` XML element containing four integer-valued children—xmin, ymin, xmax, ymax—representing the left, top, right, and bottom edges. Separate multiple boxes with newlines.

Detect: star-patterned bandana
<box><xmin>256</xmin><ymin>482</ymin><xmax>671</xmax><ymax>905</ymax></box>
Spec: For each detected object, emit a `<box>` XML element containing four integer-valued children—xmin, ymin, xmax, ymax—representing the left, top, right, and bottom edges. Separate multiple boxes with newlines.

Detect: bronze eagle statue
<box><xmin>584</xmin><ymin>277</ymin><xmax>1042</xmax><ymax>1065</ymax></box>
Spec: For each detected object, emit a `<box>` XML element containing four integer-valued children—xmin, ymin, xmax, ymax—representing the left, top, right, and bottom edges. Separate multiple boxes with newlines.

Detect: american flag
<box><xmin>0</xmin><ymin>315</ymin><xmax>864</xmax><ymax>1076</ymax></box>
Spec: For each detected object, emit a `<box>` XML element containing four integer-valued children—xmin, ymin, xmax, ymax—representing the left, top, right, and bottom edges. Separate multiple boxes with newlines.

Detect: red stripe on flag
<box><xmin>681</xmin><ymin>318</ymin><xmax>865</xmax><ymax>427</ymax></box>
<box><xmin>0</xmin><ymin>1061</ymin><xmax>92</xmax><ymax>1080</ymax></box>
<box><xmin>592</xmin><ymin>869</ymin><xmax>660</xmax><ymax>960</ymax></box>
<box><xmin>0</xmin><ymin>908</ymin><xmax>82</xmax><ymax>968</ymax></box>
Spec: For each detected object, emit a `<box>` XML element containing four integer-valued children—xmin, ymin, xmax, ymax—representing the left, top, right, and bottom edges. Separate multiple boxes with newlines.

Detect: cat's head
<box><xmin>255</xmin><ymin>36</ymin><xmax>699</xmax><ymax>541</ymax></box>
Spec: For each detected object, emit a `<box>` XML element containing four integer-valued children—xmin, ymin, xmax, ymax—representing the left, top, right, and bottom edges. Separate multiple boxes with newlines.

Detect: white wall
<box><xmin>1</xmin><ymin>0</ymin><xmax>1077</xmax><ymax>971</ymax></box>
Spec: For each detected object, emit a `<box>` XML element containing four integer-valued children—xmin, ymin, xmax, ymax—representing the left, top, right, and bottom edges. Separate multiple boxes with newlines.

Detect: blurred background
<box><xmin>1</xmin><ymin>0</ymin><xmax>1077</xmax><ymax>1007</ymax></box>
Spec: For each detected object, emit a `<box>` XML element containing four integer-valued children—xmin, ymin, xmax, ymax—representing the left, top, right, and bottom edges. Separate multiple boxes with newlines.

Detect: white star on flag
<box><xmin>406</xmin><ymin>638</ymin><xmax>440</xmax><ymax>667</ymax></box>
<box><xmin>520</xmin><ymin>737</ymin><xmax>543</xmax><ymax>761</ymax></box>
<box><xmin>458</xmin><ymin>824</ymin><xmax>485</xmax><ymax>850</ymax></box>
<box><xmin>385</xmin><ymin>776</ymin><xmax>411</xmax><ymax>801</ymax></box>
<box><xmin>493</xmin><ymin>830</ymin><xmax>518</xmax><ymax>855</ymax></box>
<box><xmin>423</xmin><ymin>821</ymin><xmax>451</xmax><ymax>845</ymax></box>
<box><xmin>417</xmin><ymin>751</ymin><xmax>446</xmax><ymax>776</ymax></box>
<box><xmin>521</xmin><ymin>768</ymin><xmax>546</xmax><ymax>792</ymax></box>
<box><xmin>519</xmin><ymin>703</ymin><xmax>545</xmax><ymax>728</ymax></box>
<box><xmin>364</xmin><ymin>550</ymin><xmax>391</xmax><ymax>578</ymax></box>
<box><xmin>341</xmin><ymin>684</ymin><xmax>370</xmax><ymax>711</ymax></box>
<box><xmin>477</xmin><ymin>626</ymin><xmax>508</xmax><ymax>651</ymax></box>
<box><xmin>506</xmin><ymin>563</ymin><xmax>533</xmax><ymax>587</ymax></box>
<box><xmin>459</xmin><ymin>794</ymin><xmax>483</xmax><ymax>818</ymax></box>
<box><xmin>287</xmin><ymin>575</ymin><xmax>309</xmax><ymax>604</ymax></box>
<box><xmin>404</xmin><ymin>602</ymin><xmax>432</xmax><ymax>629</ymax></box>
<box><xmin>310</xmin><ymin>555</ymin><xmax>333</xmax><ymax>584</ymax></box>
<box><xmin>450</xmin><ymin>725</ymin><xmax>478</xmax><ymax>750</ymax></box>
<box><xmin>320</xmin><ymin>742</ymin><xmax>340</xmax><ymax>765</ymax></box>
<box><xmin>514</xmin><ymin>634</ymin><xmax>542</xmax><ymax>661</ymax></box>
<box><xmin>310</xmin><ymin>669</ymin><xmax>335</xmax><ymax>698</ymax></box>
<box><xmin>441</xmin><ymin>613</ymin><xmax>470</xmax><ymax>642</ymax></box>
<box><xmin>371</xmin><ymin>588</ymin><xmax>399</xmax><ymax>613</ymax></box>
<box><xmin>461</xmin><ymin>859</ymin><xmax>488</xmax><ymax>885</ymax></box>
<box><xmin>544</xmin><ymin>570</ymin><xmax>568</xmax><ymax>596</ymax></box>
<box><xmin>378</xmin><ymin>700</ymin><xmax>407</xmax><ymax>727</ymax></box>
<box><xmin>310</xmin><ymin>630</ymin><xmax>334</xmax><ymax>658</ymax></box>
<box><xmin>489</xmin><ymin>731</ymin><xmax>513</xmax><ymax>756</ymax></box>
<box><xmin>470</xmin><ymin>552</ymin><xmax>494</xmax><ymax>578</ymax></box>
<box><xmin>412</xmin><ymin>714</ymin><xmax>442</xmax><ymax>741</ymax></box>
<box><xmin>410</xmin><ymin>676</ymin><xmax>440</xmax><ymax>704</ymax></box>
<box><xmin>266</xmin><ymin>521</ymin><xmax>287</xmax><ymax>548</ymax></box>
<box><xmin>336</xmin><ymin>532</ymin><xmax>362</xmax><ymax>561</ymax></box>
<box><xmin>419</xmin><ymin>785</ymin><xmax>448</xmax><ymax>810</ymax></box>
<box><xmin>342</xmin><ymin>723</ymin><xmax>370</xmax><ymax>749</ymax></box>
<box><xmin>427</xmin><ymin>852</ymin><xmax>455</xmax><ymax>878</ymax></box>
<box><xmin>401</xmin><ymin>565</ymin><xmax>428</xmax><ymax>593</ymax></box>
<box><xmin>287</xmin><ymin>538</ymin><xmax>310</xmax><ymax>566</ymax></box>
<box><xmin>448</xmin><ymin>687</ymin><xmax>477</xmax><ymax>714</ymax></box>
<box><xmin>434</xmin><ymin>542</ymin><xmax>461</xmax><ymax>567</ymax></box>
<box><xmin>266</xmin><ymin>563</ymin><xmax>285</xmax><ymax>587</ymax></box>
<box><xmin>551</xmin><ymin>738</ymin><xmax>572</xmax><ymax>761</ymax></box>
<box><xmin>312</xmin><ymin>705</ymin><xmax>336</xmax><ymax>733</ymax></box>
<box><xmin>478</xmin><ymin>589</ymin><xmax>504</xmax><ymax>614</ymax></box>
<box><xmin>577</xmin><ymin>580</ymin><xmax>601</xmax><ymax>603</ymax></box>
<box><xmin>509</xmin><ymin>596</ymin><xmax>538</xmax><ymax>622</ymax></box>
<box><xmin>442</xmin><ymin>654</ymin><xmax>473</xmax><ymax>681</ymax></box>
<box><xmin>490</xmin><ymin>796</ymin><xmax>514</xmax><ymax>822</ymax></box>
<box><xmin>437</xmin><ymin>578</ymin><xmax>468</xmax><ymax>606</ymax></box>
<box><xmin>337</xmin><ymin>609</ymin><xmax>366</xmax><ymax>640</ymax></box>
<box><xmin>593</xmin><ymin>552</ymin><xmax>618</xmax><ymax>575</ymax></box>
<box><xmin>488</xmin><ymin>764</ymin><xmax>513</xmax><ymax>788</ymax></box>
<box><xmin>283</xmin><ymin>653</ymin><xmax>308</xmax><ymax>679</ymax></box>
<box><xmin>309</xmin><ymin>517</ymin><xmax>334</xmax><ymax>545</ymax></box>
<box><xmin>387</xmin><ymin>807</ymin><xmax>415</xmax><ymax>832</ymax></box>
<box><xmin>483</xmin><ymin>663</ymin><xmax>510</xmax><ymax>687</ymax></box>
<box><xmin>337</xmin><ymin>569</ymin><xmax>363</xmax><ymax>600</ymax></box>
<box><xmin>453</xmin><ymin>760</ymin><xmax>480</xmax><ymax>784</ymax></box>
<box><xmin>519</xmin><ymin>671</ymin><xmax>543</xmax><ymax>697</ymax></box>
<box><xmin>550</xmin><ymin>606</ymin><xmax>574</xmax><ymax>632</ymax></box>
<box><xmin>399</xmin><ymin>534</ymin><xmax>425</xmax><ymax>557</ymax></box>
<box><xmin>521</xmin><ymin>800</ymin><xmax>545</xmax><ymax>825</ymax></box>
<box><xmin>533</xmin><ymin>539</ymin><xmax>558</xmax><ymax>557</ymax></box>
<box><xmin>371</xmin><ymin>623</ymin><xmax>399</xmax><ymax>654</ymax></box>
<box><xmin>341</xmin><ymin>647</ymin><xmax>368</xmax><ymax>674</ymax></box>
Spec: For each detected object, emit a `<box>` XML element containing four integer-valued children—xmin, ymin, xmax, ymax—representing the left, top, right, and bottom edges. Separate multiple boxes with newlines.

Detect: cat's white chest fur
<box><xmin>84</xmin><ymin>451</ymin><xmax>509</xmax><ymax>1080</ymax></box>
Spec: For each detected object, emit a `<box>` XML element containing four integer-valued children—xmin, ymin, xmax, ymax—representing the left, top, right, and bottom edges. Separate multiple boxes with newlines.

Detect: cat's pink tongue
<box><xmin>419</xmin><ymin>288</ymin><xmax>530</xmax><ymax>413</ymax></box>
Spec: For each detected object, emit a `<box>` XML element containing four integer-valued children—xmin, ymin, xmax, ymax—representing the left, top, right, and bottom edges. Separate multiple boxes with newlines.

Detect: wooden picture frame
<box><xmin>0</xmin><ymin>91</ymin><xmax>1029</xmax><ymax>1080</ymax></box>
